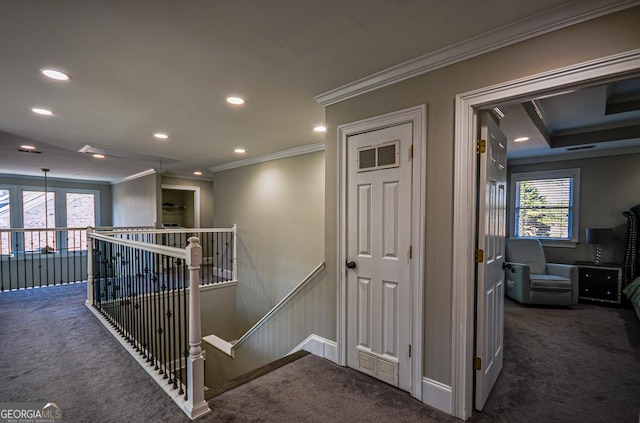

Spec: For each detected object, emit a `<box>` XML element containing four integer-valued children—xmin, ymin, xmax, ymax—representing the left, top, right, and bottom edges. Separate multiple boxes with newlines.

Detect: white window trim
<box><xmin>509</xmin><ymin>168</ymin><xmax>580</xmax><ymax>247</ymax></box>
<box><xmin>0</xmin><ymin>184</ymin><xmax>100</xmax><ymax>256</ymax></box>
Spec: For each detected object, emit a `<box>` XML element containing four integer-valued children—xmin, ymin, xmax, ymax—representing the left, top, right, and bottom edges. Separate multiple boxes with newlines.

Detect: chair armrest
<box><xmin>547</xmin><ymin>263</ymin><xmax>579</xmax><ymax>304</ymax></box>
<box><xmin>506</xmin><ymin>263</ymin><xmax>531</xmax><ymax>301</ymax></box>
<box><xmin>546</xmin><ymin>263</ymin><xmax>576</xmax><ymax>280</ymax></box>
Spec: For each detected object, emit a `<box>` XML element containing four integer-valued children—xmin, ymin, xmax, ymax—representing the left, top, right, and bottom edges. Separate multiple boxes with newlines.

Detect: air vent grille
<box><xmin>359</xmin><ymin>148</ymin><xmax>376</xmax><ymax>170</ymax></box>
<box><xmin>357</xmin><ymin>350</ymin><xmax>399</xmax><ymax>386</ymax></box>
<box><xmin>357</xmin><ymin>140</ymin><xmax>400</xmax><ymax>172</ymax></box>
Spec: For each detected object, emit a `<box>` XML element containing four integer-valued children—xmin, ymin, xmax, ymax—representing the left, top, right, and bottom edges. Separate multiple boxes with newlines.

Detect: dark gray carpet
<box><xmin>1</xmin><ymin>283</ymin><xmax>639</xmax><ymax>422</ymax></box>
<box><xmin>0</xmin><ymin>283</ymin><xmax>189</xmax><ymax>423</ymax></box>
<box><xmin>472</xmin><ymin>299</ymin><xmax>640</xmax><ymax>423</ymax></box>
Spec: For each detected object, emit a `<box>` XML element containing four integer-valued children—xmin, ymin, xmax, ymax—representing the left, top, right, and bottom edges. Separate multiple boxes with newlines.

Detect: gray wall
<box><xmin>112</xmin><ymin>172</ymin><xmax>160</xmax><ymax>227</ymax></box>
<box><xmin>0</xmin><ymin>174</ymin><xmax>112</xmax><ymax>226</ymax></box>
<box><xmin>212</xmin><ymin>151</ymin><xmax>325</xmax><ymax>333</ymax></box>
<box><xmin>161</xmin><ymin>176</ymin><xmax>215</xmax><ymax>228</ymax></box>
<box><xmin>324</xmin><ymin>8</ymin><xmax>640</xmax><ymax>386</ymax></box>
<box><xmin>508</xmin><ymin>153</ymin><xmax>640</xmax><ymax>265</ymax></box>
<box><xmin>204</xmin><ymin>268</ymin><xmax>329</xmax><ymax>387</ymax></box>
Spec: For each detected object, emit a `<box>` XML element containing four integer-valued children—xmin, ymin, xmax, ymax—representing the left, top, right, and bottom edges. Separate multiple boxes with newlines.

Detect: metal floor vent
<box><xmin>357</xmin><ymin>140</ymin><xmax>400</xmax><ymax>172</ymax></box>
<box><xmin>357</xmin><ymin>350</ymin><xmax>399</xmax><ymax>387</ymax></box>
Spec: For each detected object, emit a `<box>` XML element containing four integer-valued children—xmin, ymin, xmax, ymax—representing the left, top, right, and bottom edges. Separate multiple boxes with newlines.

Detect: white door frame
<box><xmin>451</xmin><ymin>49</ymin><xmax>640</xmax><ymax>420</ymax></box>
<box><xmin>337</xmin><ymin>105</ymin><xmax>426</xmax><ymax>400</ymax></box>
<box><xmin>162</xmin><ymin>184</ymin><xmax>201</xmax><ymax>228</ymax></box>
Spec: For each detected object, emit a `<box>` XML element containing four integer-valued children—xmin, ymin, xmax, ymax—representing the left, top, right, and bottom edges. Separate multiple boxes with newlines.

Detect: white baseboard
<box><xmin>289</xmin><ymin>334</ymin><xmax>338</xmax><ymax>363</ymax></box>
<box><xmin>422</xmin><ymin>377</ymin><xmax>453</xmax><ymax>415</ymax></box>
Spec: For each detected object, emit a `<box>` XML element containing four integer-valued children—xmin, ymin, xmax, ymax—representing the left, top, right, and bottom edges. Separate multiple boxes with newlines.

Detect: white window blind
<box><xmin>513</xmin><ymin>173</ymin><xmax>576</xmax><ymax>241</ymax></box>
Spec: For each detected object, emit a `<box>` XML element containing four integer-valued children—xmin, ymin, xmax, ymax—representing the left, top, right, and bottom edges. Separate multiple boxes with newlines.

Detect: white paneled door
<box><xmin>346</xmin><ymin>123</ymin><xmax>413</xmax><ymax>392</ymax></box>
<box><xmin>474</xmin><ymin>112</ymin><xmax>507</xmax><ymax>410</ymax></box>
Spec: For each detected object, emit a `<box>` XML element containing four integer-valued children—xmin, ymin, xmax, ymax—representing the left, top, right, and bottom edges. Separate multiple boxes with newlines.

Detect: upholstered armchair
<box><xmin>505</xmin><ymin>238</ymin><xmax>578</xmax><ymax>306</ymax></box>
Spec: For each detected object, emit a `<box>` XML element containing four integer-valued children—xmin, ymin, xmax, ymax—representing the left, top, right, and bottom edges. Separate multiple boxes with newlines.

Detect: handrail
<box><xmin>90</xmin><ymin>232</ymin><xmax>186</xmax><ymax>259</ymax></box>
<box><xmin>1</xmin><ymin>226</ymin><xmax>95</xmax><ymax>232</ymax></box>
<box><xmin>204</xmin><ymin>262</ymin><xmax>325</xmax><ymax>357</ymax></box>
<box><xmin>97</xmin><ymin>226</ymin><xmax>236</xmax><ymax>236</ymax></box>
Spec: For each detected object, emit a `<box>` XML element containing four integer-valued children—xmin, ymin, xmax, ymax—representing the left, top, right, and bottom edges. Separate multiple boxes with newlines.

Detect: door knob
<box><xmin>346</xmin><ymin>261</ymin><xmax>356</xmax><ymax>269</ymax></box>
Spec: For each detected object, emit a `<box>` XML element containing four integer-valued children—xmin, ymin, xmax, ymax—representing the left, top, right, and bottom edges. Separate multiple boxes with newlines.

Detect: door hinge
<box><xmin>474</xmin><ymin>356</ymin><xmax>482</xmax><ymax>371</ymax></box>
<box><xmin>409</xmin><ymin>344</ymin><xmax>412</xmax><ymax>358</ymax></box>
<box><xmin>409</xmin><ymin>145</ymin><xmax>414</xmax><ymax>159</ymax></box>
<box><xmin>409</xmin><ymin>245</ymin><xmax>413</xmax><ymax>259</ymax></box>
<box><xmin>477</xmin><ymin>139</ymin><xmax>486</xmax><ymax>154</ymax></box>
<box><xmin>475</xmin><ymin>249</ymin><xmax>484</xmax><ymax>263</ymax></box>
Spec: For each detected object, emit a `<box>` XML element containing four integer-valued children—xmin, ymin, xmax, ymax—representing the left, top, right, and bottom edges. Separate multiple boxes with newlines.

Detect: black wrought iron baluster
<box><xmin>144</xmin><ymin>259</ymin><xmax>152</xmax><ymax>364</ymax></box>
<box><xmin>166</xmin><ymin>255</ymin><xmax>174</xmax><ymax>386</ymax></box>
<box><xmin>174</xmin><ymin>256</ymin><xmax>184</xmax><ymax>394</ymax></box>
<box><xmin>133</xmin><ymin>248</ymin><xmax>140</xmax><ymax>353</ymax></box>
<box><xmin>160</xmin><ymin>254</ymin><xmax>168</xmax><ymax>379</ymax></box>
<box><xmin>154</xmin><ymin>252</ymin><xmax>161</xmax><ymax>372</ymax></box>
<box><xmin>182</xmin><ymin>260</ymin><xmax>188</xmax><ymax>399</ymax></box>
<box><xmin>170</xmin><ymin>257</ymin><xmax>178</xmax><ymax>389</ymax></box>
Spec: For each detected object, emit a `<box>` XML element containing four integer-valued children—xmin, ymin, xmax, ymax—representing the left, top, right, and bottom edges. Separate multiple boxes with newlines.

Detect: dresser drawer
<box><xmin>577</xmin><ymin>265</ymin><xmax>622</xmax><ymax>304</ymax></box>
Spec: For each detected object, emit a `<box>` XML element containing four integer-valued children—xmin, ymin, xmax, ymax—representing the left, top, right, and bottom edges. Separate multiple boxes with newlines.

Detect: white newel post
<box><xmin>86</xmin><ymin>226</ymin><xmax>94</xmax><ymax>306</ymax></box>
<box><xmin>183</xmin><ymin>237</ymin><xmax>212</xmax><ymax>419</ymax></box>
<box><xmin>232</xmin><ymin>224</ymin><xmax>238</xmax><ymax>281</ymax></box>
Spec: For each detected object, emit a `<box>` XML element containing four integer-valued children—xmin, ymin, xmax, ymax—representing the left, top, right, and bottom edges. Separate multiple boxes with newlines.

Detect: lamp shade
<box><xmin>585</xmin><ymin>227</ymin><xmax>613</xmax><ymax>245</ymax></box>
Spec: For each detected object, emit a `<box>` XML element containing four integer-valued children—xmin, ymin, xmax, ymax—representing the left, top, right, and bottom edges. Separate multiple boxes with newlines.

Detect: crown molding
<box><xmin>508</xmin><ymin>144</ymin><xmax>640</xmax><ymax>166</ymax></box>
<box><xmin>315</xmin><ymin>0</ymin><xmax>640</xmax><ymax>106</ymax></box>
<box><xmin>0</xmin><ymin>173</ymin><xmax>111</xmax><ymax>185</ymax></box>
<box><xmin>209</xmin><ymin>143</ymin><xmax>325</xmax><ymax>173</ymax></box>
<box><xmin>112</xmin><ymin>168</ymin><xmax>156</xmax><ymax>185</ymax></box>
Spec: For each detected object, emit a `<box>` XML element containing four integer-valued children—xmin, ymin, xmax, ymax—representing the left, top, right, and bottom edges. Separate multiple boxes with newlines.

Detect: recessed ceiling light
<box><xmin>92</xmin><ymin>154</ymin><xmax>105</xmax><ymax>159</ymax></box>
<box><xmin>20</xmin><ymin>145</ymin><xmax>36</xmax><ymax>150</ymax></box>
<box><xmin>32</xmin><ymin>108</ymin><xmax>53</xmax><ymax>116</ymax></box>
<box><xmin>41</xmin><ymin>69</ymin><xmax>70</xmax><ymax>81</ymax></box>
<box><xmin>194</xmin><ymin>171</ymin><xmax>203</xmax><ymax>176</ymax></box>
<box><xmin>514</xmin><ymin>137</ymin><xmax>530</xmax><ymax>143</ymax></box>
<box><xmin>314</xmin><ymin>125</ymin><xmax>327</xmax><ymax>133</ymax></box>
<box><xmin>226</xmin><ymin>96</ymin><xmax>245</xmax><ymax>105</ymax></box>
<box><xmin>154</xmin><ymin>133</ymin><xmax>169</xmax><ymax>139</ymax></box>
<box><xmin>234</xmin><ymin>148</ymin><xmax>246</xmax><ymax>154</ymax></box>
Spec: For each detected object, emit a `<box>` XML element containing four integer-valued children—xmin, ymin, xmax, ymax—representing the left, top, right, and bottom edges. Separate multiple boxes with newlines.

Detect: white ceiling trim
<box><xmin>209</xmin><ymin>142</ymin><xmax>325</xmax><ymax>173</ymax></box>
<box><xmin>508</xmin><ymin>144</ymin><xmax>640</xmax><ymax>165</ymax></box>
<box><xmin>315</xmin><ymin>0</ymin><xmax>640</xmax><ymax>106</ymax></box>
<box><xmin>112</xmin><ymin>168</ymin><xmax>156</xmax><ymax>185</ymax></box>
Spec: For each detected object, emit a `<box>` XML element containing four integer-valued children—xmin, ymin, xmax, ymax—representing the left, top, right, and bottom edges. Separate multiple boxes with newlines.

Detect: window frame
<box><xmin>0</xmin><ymin>183</ymin><xmax>100</xmax><ymax>256</ymax></box>
<box><xmin>509</xmin><ymin>168</ymin><xmax>580</xmax><ymax>247</ymax></box>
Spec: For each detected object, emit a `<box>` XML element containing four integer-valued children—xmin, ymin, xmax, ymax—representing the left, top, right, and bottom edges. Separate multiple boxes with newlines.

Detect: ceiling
<box><xmin>0</xmin><ymin>1</ymin><xmax>638</xmax><ymax>182</ymax></box>
<box><xmin>500</xmin><ymin>76</ymin><xmax>640</xmax><ymax>162</ymax></box>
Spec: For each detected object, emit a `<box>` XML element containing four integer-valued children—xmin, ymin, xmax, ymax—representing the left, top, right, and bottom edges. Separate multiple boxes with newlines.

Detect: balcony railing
<box><xmin>87</xmin><ymin>231</ymin><xmax>216</xmax><ymax>419</ymax></box>
<box><xmin>0</xmin><ymin>226</ymin><xmax>153</xmax><ymax>292</ymax></box>
<box><xmin>1</xmin><ymin>227</ymin><xmax>90</xmax><ymax>291</ymax></box>
<box><xmin>0</xmin><ymin>225</ymin><xmax>236</xmax><ymax>293</ymax></box>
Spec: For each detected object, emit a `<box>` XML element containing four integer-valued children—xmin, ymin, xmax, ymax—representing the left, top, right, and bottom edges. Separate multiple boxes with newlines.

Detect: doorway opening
<box><xmin>161</xmin><ymin>184</ymin><xmax>201</xmax><ymax>229</ymax></box>
<box><xmin>452</xmin><ymin>50</ymin><xmax>640</xmax><ymax>420</ymax></box>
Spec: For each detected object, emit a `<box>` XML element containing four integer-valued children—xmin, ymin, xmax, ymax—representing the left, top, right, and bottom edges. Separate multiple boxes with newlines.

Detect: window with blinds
<box><xmin>510</xmin><ymin>169</ymin><xmax>580</xmax><ymax>243</ymax></box>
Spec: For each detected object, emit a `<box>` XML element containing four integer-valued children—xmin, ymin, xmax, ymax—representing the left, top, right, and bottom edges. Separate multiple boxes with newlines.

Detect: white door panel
<box><xmin>346</xmin><ymin>123</ymin><xmax>412</xmax><ymax>391</ymax></box>
<box><xmin>475</xmin><ymin>112</ymin><xmax>507</xmax><ymax>410</ymax></box>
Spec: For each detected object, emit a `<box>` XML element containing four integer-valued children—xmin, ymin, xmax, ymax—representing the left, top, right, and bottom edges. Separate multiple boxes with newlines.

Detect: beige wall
<box><xmin>509</xmin><ymin>153</ymin><xmax>640</xmax><ymax>266</ymax></box>
<box><xmin>325</xmin><ymin>8</ymin><xmax>640</xmax><ymax>385</ymax></box>
<box><xmin>212</xmin><ymin>151</ymin><xmax>326</xmax><ymax>333</ymax></box>
<box><xmin>161</xmin><ymin>176</ymin><xmax>215</xmax><ymax>228</ymax></box>
<box><xmin>112</xmin><ymin>172</ymin><xmax>160</xmax><ymax>227</ymax></box>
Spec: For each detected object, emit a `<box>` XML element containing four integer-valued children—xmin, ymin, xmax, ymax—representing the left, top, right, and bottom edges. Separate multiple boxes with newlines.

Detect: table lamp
<box><xmin>585</xmin><ymin>227</ymin><xmax>613</xmax><ymax>265</ymax></box>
